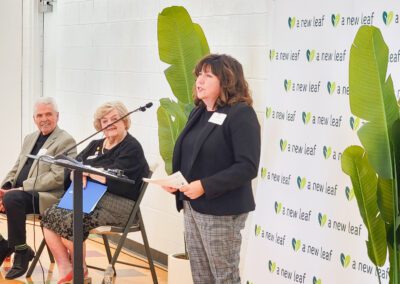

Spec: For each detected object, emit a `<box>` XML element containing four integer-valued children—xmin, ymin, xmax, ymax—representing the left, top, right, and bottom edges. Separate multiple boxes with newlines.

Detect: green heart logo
<box><xmin>269</xmin><ymin>49</ymin><xmax>276</xmax><ymax>60</ymax></box>
<box><xmin>313</xmin><ymin>276</ymin><xmax>322</xmax><ymax>284</ymax></box>
<box><xmin>266</xmin><ymin>107</ymin><xmax>272</xmax><ymax>119</ymax></box>
<box><xmin>349</xmin><ymin>116</ymin><xmax>360</xmax><ymax>130</ymax></box>
<box><xmin>255</xmin><ymin>224</ymin><xmax>261</xmax><ymax>237</ymax></box>
<box><xmin>291</xmin><ymin>238</ymin><xmax>301</xmax><ymax>252</ymax></box>
<box><xmin>331</xmin><ymin>14</ymin><xmax>340</xmax><ymax>27</ymax></box>
<box><xmin>280</xmin><ymin>139</ymin><xmax>287</xmax><ymax>151</ymax></box>
<box><xmin>306</xmin><ymin>49</ymin><xmax>315</xmax><ymax>62</ymax></box>
<box><xmin>288</xmin><ymin>17</ymin><xmax>296</xmax><ymax>29</ymax></box>
<box><xmin>296</xmin><ymin>176</ymin><xmax>306</xmax><ymax>189</ymax></box>
<box><xmin>383</xmin><ymin>11</ymin><xmax>393</xmax><ymax>25</ymax></box>
<box><xmin>327</xmin><ymin>81</ymin><xmax>336</xmax><ymax>95</ymax></box>
<box><xmin>345</xmin><ymin>186</ymin><xmax>355</xmax><ymax>201</ymax></box>
<box><xmin>261</xmin><ymin>167</ymin><xmax>267</xmax><ymax>178</ymax></box>
<box><xmin>284</xmin><ymin>79</ymin><xmax>292</xmax><ymax>91</ymax></box>
<box><xmin>340</xmin><ymin>253</ymin><xmax>351</xmax><ymax>268</ymax></box>
<box><xmin>274</xmin><ymin>201</ymin><xmax>282</xmax><ymax>214</ymax></box>
<box><xmin>302</xmin><ymin>111</ymin><xmax>311</xmax><ymax>124</ymax></box>
<box><xmin>323</xmin><ymin>146</ymin><xmax>332</xmax><ymax>159</ymax></box>
<box><xmin>318</xmin><ymin>213</ymin><xmax>327</xmax><ymax>227</ymax></box>
<box><xmin>268</xmin><ymin>260</ymin><xmax>276</xmax><ymax>272</ymax></box>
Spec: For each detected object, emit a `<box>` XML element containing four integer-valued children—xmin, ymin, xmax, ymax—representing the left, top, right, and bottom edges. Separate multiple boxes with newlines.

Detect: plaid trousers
<box><xmin>183</xmin><ymin>201</ymin><xmax>248</xmax><ymax>284</ymax></box>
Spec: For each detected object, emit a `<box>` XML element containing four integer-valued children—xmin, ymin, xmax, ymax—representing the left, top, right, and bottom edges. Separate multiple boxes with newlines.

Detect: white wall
<box><xmin>0</xmin><ymin>0</ymin><xmax>22</xmax><ymax>178</ymax></box>
<box><xmin>22</xmin><ymin>0</ymin><xmax>45</xmax><ymax>136</ymax></box>
<box><xmin>40</xmin><ymin>0</ymin><xmax>271</xmax><ymax>262</ymax></box>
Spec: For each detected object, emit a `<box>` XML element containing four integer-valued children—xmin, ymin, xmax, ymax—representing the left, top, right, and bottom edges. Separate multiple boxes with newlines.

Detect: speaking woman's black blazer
<box><xmin>172</xmin><ymin>102</ymin><xmax>261</xmax><ymax>216</ymax></box>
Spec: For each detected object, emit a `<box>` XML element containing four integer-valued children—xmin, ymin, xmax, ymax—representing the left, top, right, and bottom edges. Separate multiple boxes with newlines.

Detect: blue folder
<box><xmin>58</xmin><ymin>180</ymin><xmax>107</xmax><ymax>213</ymax></box>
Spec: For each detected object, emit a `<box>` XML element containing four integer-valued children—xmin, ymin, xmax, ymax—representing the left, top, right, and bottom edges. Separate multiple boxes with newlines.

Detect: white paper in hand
<box><xmin>143</xmin><ymin>171</ymin><xmax>188</xmax><ymax>188</ymax></box>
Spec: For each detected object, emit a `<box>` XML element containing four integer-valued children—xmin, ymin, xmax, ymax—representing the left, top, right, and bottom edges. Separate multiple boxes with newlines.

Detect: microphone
<box><xmin>140</xmin><ymin>102</ymin><xmax>153</xmax><ymax>111</ymax></box>
<box><xmin>55</xmin><ymin>102</ymin><xmax>153</xmax><ymax>160</ymax></box>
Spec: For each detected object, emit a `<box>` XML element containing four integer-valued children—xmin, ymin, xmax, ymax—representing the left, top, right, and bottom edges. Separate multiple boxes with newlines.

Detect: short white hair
<box><xmin>33</xmin><ymin>97</ymin><xmax>58</xmax><ymax>115</ymax></box>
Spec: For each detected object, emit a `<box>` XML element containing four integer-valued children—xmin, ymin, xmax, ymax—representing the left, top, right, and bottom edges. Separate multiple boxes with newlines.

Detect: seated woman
<box><xmin>41</xmin><ymin>101</ymin><xmax>149</xmax><ymax>284</ymax></box>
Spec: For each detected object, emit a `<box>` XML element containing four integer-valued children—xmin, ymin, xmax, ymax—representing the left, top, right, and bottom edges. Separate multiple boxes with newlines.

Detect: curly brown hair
<box><xmin>193</xmin><ymin>54</ymin><xmax>252</xmax><ymax>108</ymax></box>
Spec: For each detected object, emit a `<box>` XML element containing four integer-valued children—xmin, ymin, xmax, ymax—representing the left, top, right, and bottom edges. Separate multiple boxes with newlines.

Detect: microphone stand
<box><xmin>55</xmin><ymin>102</ymin><xmax>153</xmax><ymax>159</ymax></box>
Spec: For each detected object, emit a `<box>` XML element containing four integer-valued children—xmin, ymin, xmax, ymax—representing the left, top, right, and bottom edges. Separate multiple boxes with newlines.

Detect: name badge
<box><xmin>86</xmin><ymin>155</ymin><xmax>98</xmax><ymax>160</ymax></box>
<box><xmin>208</xmin><ymin>112</ymin><xmax>227</xmax><ymax>125</ymax></box>
<box><xmin>38</xmin><ymin>148</ymin><xmax>47</xmax><ymax>156</ymax></box>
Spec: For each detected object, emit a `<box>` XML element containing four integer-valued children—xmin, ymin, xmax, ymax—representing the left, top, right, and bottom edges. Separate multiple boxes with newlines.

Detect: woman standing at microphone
<box><xmin>163</xmin><ymin>54</ymin><xmax>261</xmax><ymax>283</ymax></box>
<box><xmin>40</xmin><ymin>101</ymin><xmax>149</xmax><ymax>283</ymax></box>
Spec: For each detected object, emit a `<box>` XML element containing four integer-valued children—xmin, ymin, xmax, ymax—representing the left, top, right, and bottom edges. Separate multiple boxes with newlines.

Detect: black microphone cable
<box><xmin>31</xmin><ymin>155</ymin><xmax>46</xmax><ymax>284</ymax></box>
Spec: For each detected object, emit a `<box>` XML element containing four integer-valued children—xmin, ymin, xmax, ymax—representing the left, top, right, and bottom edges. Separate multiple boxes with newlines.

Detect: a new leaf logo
<box><xmin>302</xmin><ymin>111</ymin><xmax>311</xmax><ymax>124</ymax></box>
<box><xmin>327</xmin><ymin>81</ymin><xmax>336</xmax><ymax>95</ymax></box>
<box><xmin>306</xmin><ymin>49</ymin><xmax>315</xmax><ymax>62</ymax></box>
<box><xmin>269</xmin><ymin>49</ymin><xmax>276</xmax><ymax>60</ymax></box>
<box><xmin>266</xmin><ymin>107</ymin><xmax>272</xmax><ymax>119</ymax></box>
<box><xmin>280</xmin><ymin>139</ymin><xmax>287</xmax><ymax>151</ymax></box>
<box><xmin>331</xmin><ymin>13</ymin><xmax>340</xmax><ymax>27</ymax></box>
<box><xmin>284</xmin><ymin>79</ymin><xmax>292</xmax><ymax>92</ymax></box>
<box><xmin>268</xmin><ymin>260</ymin><xmax>276</xmax><ymax>273</ymax></box>
<box><xmin>340</xmin><ymin>253</ymin><xmax>351</xmax><ymax>268</ymax></box>
<box><xmin>383</xmin><ymin>11</ymin><xmax>393</xmax><ymax>25</ymax></box>
<box><xmin>313</xmin><ymin>276</ymin><xmax>322</xmax><ymax>284</ymax></box>
<box><xmin>318</xmin><ymin>213</ymin><xmax>327</xmax><ymax>227</ymax></box>
<box><xmin>297</xmin><ymin>176</ymin><xmax>306</xmax><ymax>190</ymax></box>
<box><xmin>349</xmin><ymin>116</ymin><xmax>360</xmax><ymax>131</ymax></box>
<box><xmin>274</xmin><ymin>201</ymin><xmax>282</xmax><ymax>214</ymax></box>
<box><xmin>261</xmin><ymin>167</ymin><xmax>267</xmax><ymax>179</ymax></box>
<box><xmin>291</xmin><ymin>238</ymin><xmax>301</xmax><ymax>252</ymax></box>
<box><xmin>323</xmin><ymin>146</ymin><xmax>332</xmax><ymax>159</ymax></box>
<box><xmin>345</xmin><ymin>186</ymin><xmax>355</xmax><ymax>201</ymax></box>
<box><xmin>255</xmin><ymin>224</ymin><xmax>261</xmax><ymax>237</ymax></box>
<box><xmin>288</xmin><ymin>17</ymin><xmax>296</xmax><ymax>29</ymax></box>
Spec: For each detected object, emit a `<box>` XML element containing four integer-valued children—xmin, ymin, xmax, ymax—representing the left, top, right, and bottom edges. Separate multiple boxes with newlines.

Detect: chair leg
<box><xmin>26</xmin><ymin>239</ymin><xmax>46</xmax><ymax>277</ymax></box>
<box><xmin>87</xmin><ymin>235</ymin><xmax>117</xmax><ymax>273</ymax></box>
<box><xmin>138</xmin><ymin>213</ymin><xmax>158</xmax><ymax>284</ymax></box>
<box><xmin>102</xmin><ymin>235</ymin><xmax>116</xmax><ymax>276</ymax></box>
<box><xmin>109</xmin><ymin>233</ymin><xmax>127</xmax><ymax>275</ymax></box>
<box><xmin>102</xmin><ymin>235</ymin><xmax>112</xmax><ymax>263</ymax></box>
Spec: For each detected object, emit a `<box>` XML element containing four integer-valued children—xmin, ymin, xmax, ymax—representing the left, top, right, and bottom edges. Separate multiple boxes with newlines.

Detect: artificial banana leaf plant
<box><xmin>157</xmin><ymin>6</ymin><xmax>210</xmax><ymax>174</ymax></box>
<box><xmin>341</xmin><ymin>25</ymin><xmax>400</xmax><ymax>284</ymax></box>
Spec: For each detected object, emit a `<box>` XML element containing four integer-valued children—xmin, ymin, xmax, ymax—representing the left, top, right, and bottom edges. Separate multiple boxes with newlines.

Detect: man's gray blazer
<box><xmin>1</xmin><ymin>126</ymin><xmax>76</xmax><ymax>214</ymax></box>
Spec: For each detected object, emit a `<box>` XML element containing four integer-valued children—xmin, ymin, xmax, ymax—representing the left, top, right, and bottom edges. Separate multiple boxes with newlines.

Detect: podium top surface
<box><xmin>26</xmin><ymin>154</ymin><xmax>135</xmax><ymax>185</ymax></box>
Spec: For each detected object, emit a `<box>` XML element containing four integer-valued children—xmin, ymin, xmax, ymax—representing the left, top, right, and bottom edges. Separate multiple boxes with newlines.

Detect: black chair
<box><xmin>87</xmin><ymin>170</ymin><xmax>158</xmax><ymax>283</ymax></box>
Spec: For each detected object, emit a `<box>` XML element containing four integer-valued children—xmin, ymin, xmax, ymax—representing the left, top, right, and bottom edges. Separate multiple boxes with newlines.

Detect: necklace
<box><xmin>102</xmin><ymin>132</ymin><xmax>127</xmax><ymax>154</ymax></box>
<box><xmin>101</xmin><ymin>140</ymin><xmax>107</xmax><ymax>155</ymax></box>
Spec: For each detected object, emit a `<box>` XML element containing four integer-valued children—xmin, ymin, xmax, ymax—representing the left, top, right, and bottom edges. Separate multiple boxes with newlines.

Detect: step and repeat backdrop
<box><xmin>244</xmin><ymin>1</ymin><xmax>400</xmax><ymax>283</ymax></box>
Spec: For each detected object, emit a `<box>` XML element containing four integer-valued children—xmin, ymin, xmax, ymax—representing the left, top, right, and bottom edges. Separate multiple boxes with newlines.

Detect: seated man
<box><xmin>0</xmin><ymin>97</ymin><xmax>76</xmax><ymax>279</ymax></box>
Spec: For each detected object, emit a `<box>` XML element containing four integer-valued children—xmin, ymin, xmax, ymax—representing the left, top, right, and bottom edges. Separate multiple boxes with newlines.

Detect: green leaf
<box><xmin>390</xmin><ymin>118</ymin><xmax>400</xmax><ymax>282</ymax></box>
<box><xmin>392</xmin><ymin>118</ymin><xmax>400</xmax><ymax>227</ymax></box>
<box><xmin>157</xmin><ymin>6</ymin><xmax>210</xmax><ymax>174</ymax></box>
<box><xmin>193</xmin><ymin>23</ymin><xmax>210</xmax><ymax>56</ymax></box>
<box><xmin>377</xmin><ymin>177</ymin><xmax>394</xmax><ymax>223</ymax></box>
<box><xmin>349</xmin><ymin>25</ymin><xmax>399</xmax><ymax>179</ymax></box>
<box><xmin>157</xmin><ymin>99</ymin><xmax>187</xmax><ymax>174</ymax></box>
<box><xmin>158</xmin><ymin>6</ymin><xmax>210</xmax><ymax>104</ymax></box>
<box><xmin>387</xmin><ymin>245</ymin><xmax>400</xmax><ymax>284</ymax></box>
<box><xmin>341</xmin><ymin>146</ymin><xmax>387</xmax><ymax>266</ymax></box>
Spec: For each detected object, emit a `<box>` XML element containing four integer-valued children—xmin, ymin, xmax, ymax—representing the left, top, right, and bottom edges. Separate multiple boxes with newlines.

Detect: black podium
<box><xmin>27</xmin><ymin>154</ymin><xmax>135</xmax><ymax>284</ymax></box>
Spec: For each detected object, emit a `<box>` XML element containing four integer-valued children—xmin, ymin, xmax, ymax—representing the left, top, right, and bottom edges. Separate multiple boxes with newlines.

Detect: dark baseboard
<box><xmin>106</xmin><ymin>234</ymin><xmax>168</xmax><ymax>269</ymax></box>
